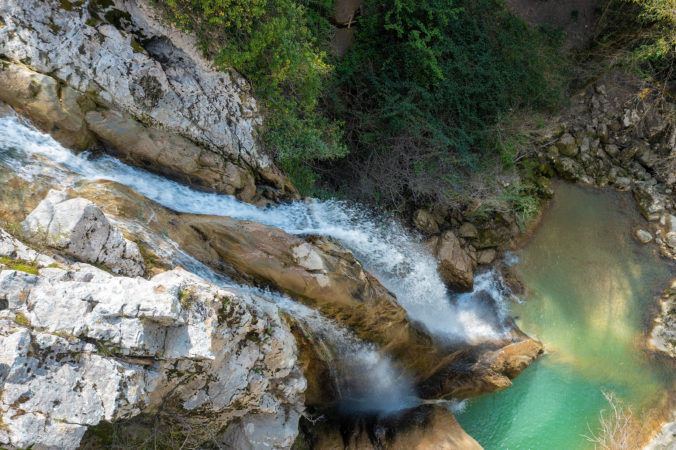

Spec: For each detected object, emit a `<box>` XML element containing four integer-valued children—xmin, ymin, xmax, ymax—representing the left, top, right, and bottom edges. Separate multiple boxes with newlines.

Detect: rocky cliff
<box><xmin>0</xmin><ymin>227</ymin><xmax>305</xmax><ymax>449</ymax></box>
<box><xmin>0</xmin><ymin>0</ymin><xmax>295</xmax><ymax>202</ymax></box>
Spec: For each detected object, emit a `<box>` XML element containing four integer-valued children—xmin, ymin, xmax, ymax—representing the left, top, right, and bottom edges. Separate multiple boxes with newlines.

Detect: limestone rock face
<box><xmin>0</xmin><ymin>0</ymin><xmax>295</xmax><ymax>198</ymax></box>
<box><xmin>0</xmin><ymin>230</ymin><xmax>305</xmax><ymax>450</ymax></box>
<box><xmin>22</xmin><ymin>190</ymin><xmax>145</xmax><ymax>277</ymax></box>
<box><xmin>433</xmin><ymin>231</ymin><xmax>476</xmax><ymax>292</ymax></box>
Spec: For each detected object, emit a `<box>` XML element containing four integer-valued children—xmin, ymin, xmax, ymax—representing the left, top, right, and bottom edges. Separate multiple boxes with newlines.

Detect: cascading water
<box><xmin>0</xmin><ymin>117</ymin><xmax>466</xmax><ymax>416</ymax></box>
<box><xmin>161</xmin><ymin>250</ymin><xmax>421</xmax><ymax>415</ymax></box>
<box><xmin>0</xmin><ymin>116</ymin><xmax>510</xmax><ymax>343</ymax></box>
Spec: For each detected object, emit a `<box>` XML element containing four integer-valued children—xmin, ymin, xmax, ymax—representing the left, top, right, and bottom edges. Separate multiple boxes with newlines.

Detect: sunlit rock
<box><xmin>0</xmin><ymin>230</ymin><xmax>305</xmax><ymax>450</ymax></box>
<box><xmin>22</xmin><ymin>190</ymin><xmax>145</xmax><ymax>277</ymax></box>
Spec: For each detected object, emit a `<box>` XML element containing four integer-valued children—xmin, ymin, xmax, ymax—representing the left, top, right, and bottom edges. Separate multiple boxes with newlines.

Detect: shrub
<box><xmin>159</xmin><ymin>0</ymin><xmax>347</xmax><ymax>193</ymax></box>
<box><xmin>584</xmin><ymin>390</ymin><xmax>644</xmax><ymax>449</ymax></box>
<box><xmin>597</xmin><ymin>0</ymin><xmax>676</xmax><ymax>83</ymax></box>
<box><xmin>324</xmin><ymin>0</ymin><xmax>565</xmax><ymax>210</ymax></box>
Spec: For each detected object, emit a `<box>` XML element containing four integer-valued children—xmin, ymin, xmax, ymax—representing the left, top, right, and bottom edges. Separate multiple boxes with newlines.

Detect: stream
<box><xmin>2</xmin><ymin>116</ymin><xmax>675</xmax><ymax>447</ymax></box>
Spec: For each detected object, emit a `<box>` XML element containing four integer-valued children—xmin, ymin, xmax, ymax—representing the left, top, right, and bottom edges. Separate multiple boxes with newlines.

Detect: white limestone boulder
<box><xmin>21</xmin><ymin>190</ymin><xmax>145</xmax><ymax>277</ymax></box>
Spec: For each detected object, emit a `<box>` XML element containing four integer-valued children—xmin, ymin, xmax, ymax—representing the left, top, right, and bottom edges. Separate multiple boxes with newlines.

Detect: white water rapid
<box><xmin>0</xmin><ymin>116</ymin><xmax>510</xmax><ymax>343</ymax></box>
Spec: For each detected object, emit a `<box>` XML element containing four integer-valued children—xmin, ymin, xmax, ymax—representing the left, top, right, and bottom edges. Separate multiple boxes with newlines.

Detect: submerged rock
<box><xmin>635</xmin><ymin>228</ymin><xmax>654</xmax><ymax>244</ymax></box>
<box><xmin>21</xmin><ymin>190</ymin><xmax>145</xmax><ymax>277</ymax></box>
<box><xmin>0</xmin><ymin>230</ymin><xmax>305</xmax><ymax>450</ymax></box>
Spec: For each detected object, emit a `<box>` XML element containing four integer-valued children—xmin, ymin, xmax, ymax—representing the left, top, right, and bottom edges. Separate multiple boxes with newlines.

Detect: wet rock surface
<box><xmin>302</xmin><ymin>404</ymin><xmax>482</xmax><ymax>450</ymax></box>
<box><xmin>651</xmin><ymin>281</ymin><xmax>676</xmax><ymax>359</ymax></box>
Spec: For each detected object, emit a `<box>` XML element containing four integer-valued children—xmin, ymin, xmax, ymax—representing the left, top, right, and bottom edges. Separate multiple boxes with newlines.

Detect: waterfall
<box><xmin>0</xmin><ymin>116</ymin><xmax>510</xmax><ymax>343</ymax></box>
<box><xmin>170</xmin><ymin>250</ymin><xmax>421</xmax><ymax>415</ymax></box>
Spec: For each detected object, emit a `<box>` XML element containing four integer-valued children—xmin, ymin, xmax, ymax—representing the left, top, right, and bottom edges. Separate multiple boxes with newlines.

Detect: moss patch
<box><xmin>0</xmin><ymin>256</ymin><xmax>39</xmax><ymax>275</ymax></box>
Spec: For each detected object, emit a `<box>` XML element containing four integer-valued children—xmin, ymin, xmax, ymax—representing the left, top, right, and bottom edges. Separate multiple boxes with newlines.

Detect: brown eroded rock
<box><xmin>307</xmin><ymin>405</ymin><xmax>482</xmax><ymax>450</ymax></box>
<box><xmin>433</xmin><ymin>231</ymin><xmax>475</xmax><ymax>292</ymax></box>
<box><xmin>419</xmin><ymin>337</ymin><xmax>544</xmax><ymax>399</ymax></box>
<box><xmin>84</xmin><ymin>109</ymin><xmax>260</xmax><ymax>201</ymax></box>
<box><xmin>413</xmin><ymin>208</ymin><xmax>440</xmax><ymax>234</ymax></box>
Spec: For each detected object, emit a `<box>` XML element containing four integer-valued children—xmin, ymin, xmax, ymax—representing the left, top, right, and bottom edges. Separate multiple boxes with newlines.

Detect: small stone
<box><xmin>458</xmin><ymin>222</ymin><xmax>479</xmax><ymax>239</ymax></box>
<box><xmin>604</xmin><ymin>144</ymin><xmax>619</xmax><ymax>157</ymax></box>
<box><xmin>413</xmin><ymin>209</ymin><xmax>440</xmax><ymax>234</ymax></box>
<box><xmin>667</xmin><ymin>232</ymin><xmax>676</xmax><ymax>249</ymax></box>
<box><xmin>477</xmin><ymin>249</ymin><xmax>497</xmax><ymax>265</ymax></box>
<box><xmin>634</xmin><ymin>228</ymin><xmax>653</xmax><ymax>244</ymax></box>
<box><xmin>615</xmin><ymin>177</ymin><xmax>631</xmax><ymax>191</ymax></box>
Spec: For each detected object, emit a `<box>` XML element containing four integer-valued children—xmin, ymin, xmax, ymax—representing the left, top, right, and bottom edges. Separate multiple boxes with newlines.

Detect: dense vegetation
<box><xmin>598</xmin><ymin>0</ymin><xmax>676</xmax><ymax>83</ymax></box>
<box><xmin>160</xmin><ymin>0</ymin><xmax>347</xmax><ymax>192</ymax></box>
<box><xmin>160</xmin><ymin>0</ymin><xmax>565</xmax><ymax>212</ymax></box>
<box><xmin>323</xmin><ymin>0</ymin><xmax>564</xmax><ymax>209</ymax></box>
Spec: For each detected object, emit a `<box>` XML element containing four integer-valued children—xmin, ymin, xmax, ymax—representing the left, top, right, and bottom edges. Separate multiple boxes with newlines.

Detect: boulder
<box><xmin>556</xmin><ymin>133</ymin><xmax>578</xmax><ymax>156</ymax></box>
<box><xmin>458</xmin><ymin>222</ymin><xmax>479</xmax><ymax>239</ymax></box>
<box><xmin>634</xmin><ymin>228</ymin><xmax>653</xmax><ymax>244</ymax></box>
<box><xmin>21</xmin><ymin>190</ymin><xmax>145</xmax><ymax>277</ymax></box>
<box><xmin>553</xmin><ymin>156</ymin><xmax>584</xmax><ymax>181</ymax></box>
<box><xmin>633</xmin><ymin>183</ymin><xmax>666</xmax><ymax>221</ymax></box>
<box><xmin>433</xmin><ymin>231</ymin><xmax>475</xmax><ymax>292</ymax></box>
<box><xmin>413</xmin><ymin>209</ymin><xmax>440</xmax><ymax>234</ymax></box>
<box><xmin>0</xmin><ymin>231</ymin><xmax>305</xmax><ymax>450</ymax></box>
<box><xmin>477</xmin><ymin>248</ymin><xmax>497</xmax><ymax>265</ymax></box>
<box><xmin>650</xmin><ymin>282</ymin><xmax>676</xmax><ymax>359</ymax></box>
<box><xmin>475</xmin><ymin>227</ymin><xmax>512</xmax><ymax>250</ymax></box>
<box><xmin>667</xmin><ymin>232</ymin><xmax>676</xmax><ymax>250</ymax></box>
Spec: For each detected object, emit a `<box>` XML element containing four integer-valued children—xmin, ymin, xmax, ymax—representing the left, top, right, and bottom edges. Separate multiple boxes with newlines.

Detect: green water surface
<box><xmin>457</xmin><ymin>182</ymin><xmax>675</xmax><ymax>449</ymax></box>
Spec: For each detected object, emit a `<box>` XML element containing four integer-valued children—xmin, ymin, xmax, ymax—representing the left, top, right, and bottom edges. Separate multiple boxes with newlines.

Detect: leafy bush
<box><xmin>628</xmin><ymin>0</ymin><xmax>676</xmax><ymax>78</ymax></box>
<box><xmin>597</xmin><ymin>0</ymin><xmax>676</xmax><ymax>82</ymax></box>
<box><xmin>159</xmin><ymin>0</ymin><xmax>346</xmax><ymax>193</ymax></box>
<box><xmin>324</xmin><ymin>0</ymin><xmax>565</xmax><ymax>209</ymax></box>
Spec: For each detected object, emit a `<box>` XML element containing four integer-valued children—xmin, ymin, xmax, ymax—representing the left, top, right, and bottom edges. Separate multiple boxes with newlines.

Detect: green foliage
<box><xmin>328</xmin><ymin>0</ymin><xmax>565</xmax><ymax>208</ymax></box>
<box><xmin>159</xmin><ymin>0</ymin><xmax>346</xmax><ymax>194</ymax></box>
<box><xmin>499</xmin><ymin>182</ymin><xmax>540</xmax><ymax>229</ymax></box>
<box><xmin>597</xmin><ymin>0</ymin><xmax>676</xmax><ymax>82</ymax></box>
<box><xmin>628</xmin><ymin>0</ymin><xmax>676</xmax><ymax>76</ymax></box>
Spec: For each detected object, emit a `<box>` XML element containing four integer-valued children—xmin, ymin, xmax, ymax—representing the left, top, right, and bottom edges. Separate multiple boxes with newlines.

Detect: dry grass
<box><xmin>584</xmin><ymin>390</ymin><xmax>666</xmax><ymax>449</ymax></box>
